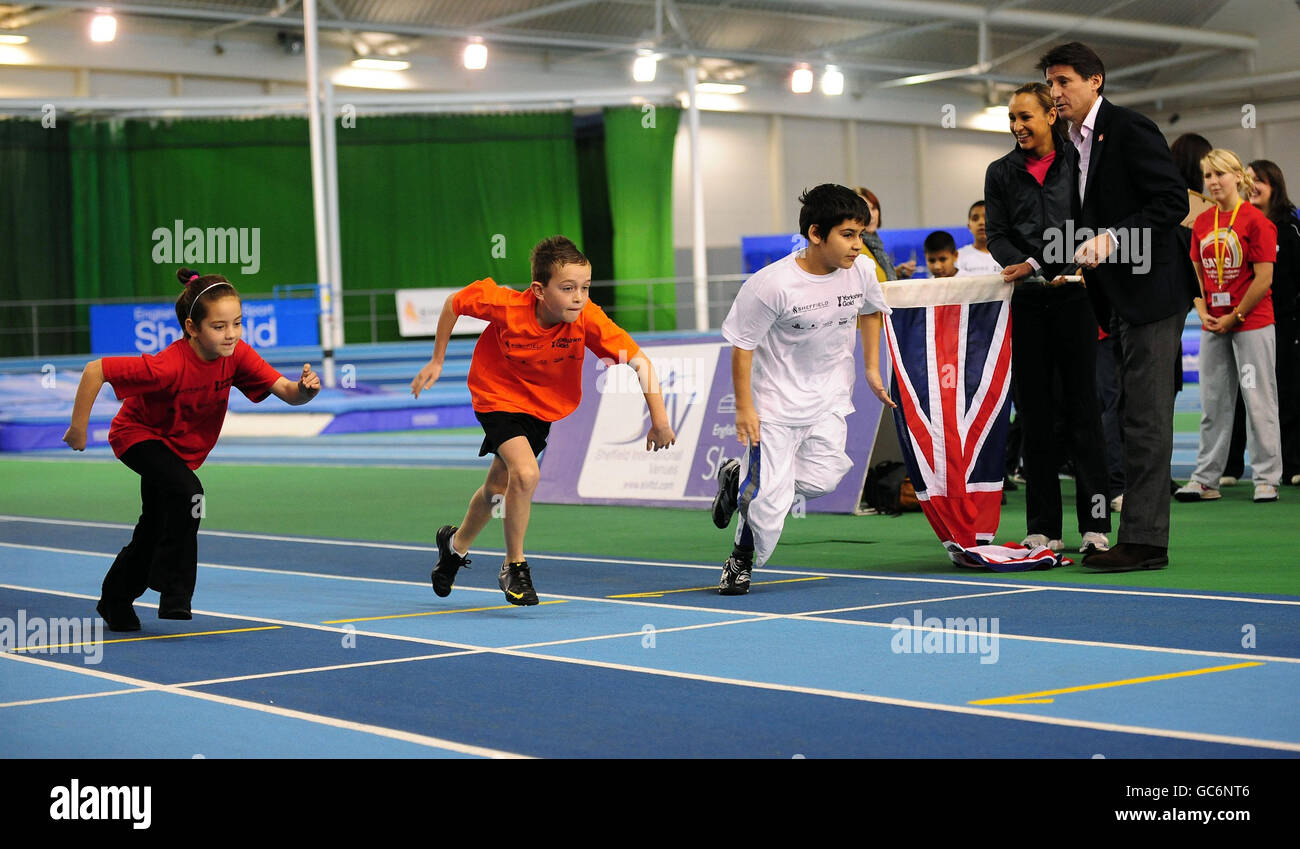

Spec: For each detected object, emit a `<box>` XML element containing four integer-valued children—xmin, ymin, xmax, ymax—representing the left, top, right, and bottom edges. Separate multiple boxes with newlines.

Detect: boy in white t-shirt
<box><xmin>956</xmin><ymin>200</ymin><xmax>1004</xmax><ymax>277</ymax></box>
<box><xmin>710</xmin><ymin>184</ymin><xmax>895</xmax><ymax>594</ymax></box>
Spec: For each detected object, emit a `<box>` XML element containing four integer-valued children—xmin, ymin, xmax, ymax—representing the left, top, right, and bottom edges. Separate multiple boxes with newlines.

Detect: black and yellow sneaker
<box><xmin>498</xmin><ymin>561</ymin><xmax>539</xmax><ymax>606</ymax></box>
<box><xmin>711</xmin><ymin>458</ymin><xmax>741</xmax><ymax>528</ymax></box>
<box><xmin>718</xmin><ymin>553</ymin><xmax>753</xmax><ymax>596</ymax></box>
<box><xmin>432</xmin><ymin>525</ymin><xmax>471</xmax><ymax>598</ymax></box>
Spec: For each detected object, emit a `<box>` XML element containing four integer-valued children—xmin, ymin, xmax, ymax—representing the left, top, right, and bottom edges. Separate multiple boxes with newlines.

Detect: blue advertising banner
<box><xmin>90</xmin><ymin>298</ymin><xmax>320</xmax><ymax>354</ymax></box>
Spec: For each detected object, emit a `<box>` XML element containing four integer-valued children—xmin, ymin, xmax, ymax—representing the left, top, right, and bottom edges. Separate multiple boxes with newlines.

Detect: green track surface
<box><xmin>3</xmin><ymin>458</ymin><xmax>1296</xmax><ymax>596</ymax></box>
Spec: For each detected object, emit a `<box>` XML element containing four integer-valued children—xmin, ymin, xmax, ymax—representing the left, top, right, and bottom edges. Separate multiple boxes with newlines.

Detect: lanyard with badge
<box><xmin>1209</xmin><ymin>201</ymin><xmax>1242</xmax><ymax>309</ymax></box>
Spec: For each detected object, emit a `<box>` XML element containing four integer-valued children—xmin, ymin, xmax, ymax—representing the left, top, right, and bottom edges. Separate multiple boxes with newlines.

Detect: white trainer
<box><xmin>1022</xmin><ymin>534</ymin><xmax>1063</xmax><ymax>552</ymax></box>
<box><xmin>1254</xmin><ymin>484</ymin><xmax>1279</xmax><ymax>503</ymax></box>
<box><xmin>1080</xmin><ymin>531</ymin><xmax>1110</xmax><ymax>554</ymax></box>
<box><xmin>1175</xmin><ymin>482</ymin><xmax>1221</xmax><ymax>502</ymax></box>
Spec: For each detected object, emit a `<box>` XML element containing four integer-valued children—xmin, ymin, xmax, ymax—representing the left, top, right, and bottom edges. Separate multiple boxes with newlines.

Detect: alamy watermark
<box><xmin>1042</xmin><ymin>223</ymin><xmax>1151</xmax><ymax>274</ymax></box>
<box><xmin>151</xmin><ymin>218</ymin><xmax>261</xmax><ymax>274</ymax></box>
<box><xmin>890</xmin><ymin>609</ymin><xmax>1000</xmax><ymax>664</ymax></box>
<box><xmin>50</xmin><ymin>779</ymin><xmax>150</xmax><ymax>829</ymax></box>
<box><xmin>1</xmin><ymin>610</ymin><xmax>104</xmax><ymax>665</ymax></box>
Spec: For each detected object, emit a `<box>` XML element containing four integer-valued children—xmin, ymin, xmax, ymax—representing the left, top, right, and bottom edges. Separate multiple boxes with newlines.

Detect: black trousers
<box><xmin>101</xmin><ymin>440</ymin><xmax>203</xmax><ymax>604</ymax></box>
<box><xmin>1012</xmin><ymin>289</ymin><xmax>1112</xmax><ymax>538</ymax></box>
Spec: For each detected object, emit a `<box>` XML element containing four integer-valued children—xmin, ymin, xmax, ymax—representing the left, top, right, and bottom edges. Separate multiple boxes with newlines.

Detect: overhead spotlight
<box><xmin>351</xmin><ymin>57</ymin><xmax>410</xmax><ymax>71</ymax></box>
<box><xmin>276</xmin><ymin>30</ymin><xmax>304</xmax><ymax>55</ymax></box>
<box><xmin>632</xmin><ymin>51</ymin><xmax>657</xmax><ymax>82</ymax></box>
<box><xmin>0</xmin><ymin>34</ymin><xmax>31</xmax><ymax>45</ymax></box>
<box><xmin>821</xmin><ymin>65</ymin><xmax>844</xmax><ymax>96</ymax></box>
<box><xmin>463</xmin><ymin>39</ymin><xmax>487</xmax><ymax>70</ymax></box>
<box><xmin>791</xmin><ymin>65</ymin><xmax>813</xmax><ymax>94</ymax></box>
<box><xmin>89</xmin><ymin>12</ymin><xmax>116</xmax><ymax>43</ymax></box>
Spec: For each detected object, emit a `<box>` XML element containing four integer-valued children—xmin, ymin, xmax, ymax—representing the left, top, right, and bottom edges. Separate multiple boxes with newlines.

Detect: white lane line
<box><xmin>5</xmin><ymin>515</ymin><xmax>1299</xmax><ymax>605</ymax></box>
<box><xmin>0</xmin><ymin>688</ymin><xmax>151</xmax><ymax>709</ymax></box>
<box><xmin>4</xmin><ymin>584</ymin><xmax>1297</xmax><ymax>752</ymax></box>
<box><xmin>801</xmin><ymin>587</ymin><xmax>1048</xmax><ymax>615</ymax></box>
<box><xmin>4</xmin><ymin>549</ymin><xmax>1300</xmax><ymax>664</ymax></box>
<box><xmin>464</xmin><ymin>647</ymin><xmax>1300</xmax><ymax>754</ymax></box>
<box><xmin>0</xmin><ymin>652</ymin><xmax>527</xmax><ymax>759</ymax></box>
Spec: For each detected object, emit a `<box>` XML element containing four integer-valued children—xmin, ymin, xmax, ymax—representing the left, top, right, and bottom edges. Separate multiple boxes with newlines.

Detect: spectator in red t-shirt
<box><xmin>1176</xmin><ymin>150</ymin><xmax>1282</xmax><ymax>504</ymax></box>
<box><xmin>64</xmin><ymin>268</ymin><xmax>322</xmax><ymax>631</ymax></box>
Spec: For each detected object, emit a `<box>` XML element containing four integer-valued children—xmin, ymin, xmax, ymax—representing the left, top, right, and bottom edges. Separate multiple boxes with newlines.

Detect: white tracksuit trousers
<box><xmin>735</xmin><ymin>413</ymin><xmax>854</xmax><ymax>568</ymax></box>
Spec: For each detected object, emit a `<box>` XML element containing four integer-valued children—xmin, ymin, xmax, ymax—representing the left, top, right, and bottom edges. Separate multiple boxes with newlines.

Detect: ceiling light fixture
<box><xmin>791</xmin><ymin>65</ymin><xmax>813</xmax><ymax>94</ymax></box>
<box><xmin>463</xmin><ymin>39</ymin><xmax>487</xmax><ymax>70</ymax></box>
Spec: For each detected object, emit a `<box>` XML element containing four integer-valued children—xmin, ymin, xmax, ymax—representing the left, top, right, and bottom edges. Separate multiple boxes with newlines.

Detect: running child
<box><xmin>410</xmin><ymin>236</ymin><xmax>675</xmax><ymax>606</ymax></box>
<box><xmin>63</xmin><ymin>267</ymin><xmax>321</xmax><ymax>631</ymax></box>
<box><xmin>710</xmin><ymin>184</ymin><xmax>894</xmax><ymax>594</ymax></box>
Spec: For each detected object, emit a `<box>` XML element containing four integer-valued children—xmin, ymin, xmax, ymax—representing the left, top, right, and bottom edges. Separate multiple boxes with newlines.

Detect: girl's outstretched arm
<box><xmin>270</xmin><ymin>363</ymin><xmax>322</xmax><ymax>406</ymax></box>
<box><xmin>64</xmin><ymin>359</ymin><xmax>105</xmax><ymax>451</ymax></box>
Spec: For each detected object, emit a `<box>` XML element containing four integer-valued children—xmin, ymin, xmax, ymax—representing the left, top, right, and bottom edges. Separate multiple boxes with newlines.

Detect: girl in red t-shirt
<box><xmin>1177</xmin><ymin>149</ymin><xmax>1282</xmax><ymax>504</ymax></box>
<box><xmin>63</xmin><ymin>268</ymin><xmax>322</xmax><ymax>631</ymax></box>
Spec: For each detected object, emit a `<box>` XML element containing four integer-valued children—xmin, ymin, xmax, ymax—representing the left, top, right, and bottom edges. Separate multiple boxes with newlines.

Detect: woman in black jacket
<box><xmin>984</xmin><ymin>82</ymin><xmax>1111</xmax><ymax>556</ymax></box>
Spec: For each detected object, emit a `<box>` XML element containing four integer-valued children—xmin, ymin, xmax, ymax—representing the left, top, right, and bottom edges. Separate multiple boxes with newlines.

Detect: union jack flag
<box><xmin>882</xmin><ymin>277</ymin><xmax>1056</xmax><ymax>570</ymax></box>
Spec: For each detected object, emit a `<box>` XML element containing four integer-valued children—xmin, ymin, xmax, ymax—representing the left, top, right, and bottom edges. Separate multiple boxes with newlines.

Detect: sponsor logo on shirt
<box><xmin>838</xmin><ymin>293</ymin><xmax>863</xmax><ymax>307</ymax></box>
<box><xmin>791</xmin><ymin>299</ymin><xmax>830</xmax><ymax>314</ymax></box>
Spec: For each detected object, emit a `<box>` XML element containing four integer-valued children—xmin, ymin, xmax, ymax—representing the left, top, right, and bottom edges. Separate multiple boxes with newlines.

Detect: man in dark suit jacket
<box><xmin>1039</xmin><ymin>42</ymin><xmax>1189</xmax><ymax>571</ymax></box>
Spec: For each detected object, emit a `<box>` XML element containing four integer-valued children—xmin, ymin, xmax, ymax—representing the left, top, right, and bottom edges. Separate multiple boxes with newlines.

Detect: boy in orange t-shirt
<box><xmin>411</xmin><ymin>236</ymin><xmax>676</xmax><ymax>605</ymax></box>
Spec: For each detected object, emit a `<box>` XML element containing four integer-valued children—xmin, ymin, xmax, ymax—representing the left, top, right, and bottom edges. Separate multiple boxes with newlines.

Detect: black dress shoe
<box><xmin>157</xmin><ymin>593</ymin><xmax>193</xmax><ymax>620</ymax></box>
<box><xmin>1083</xmin><ymin>542</ymin><xmax>1168</xmax><ymax>572</ymax></box>
<box><xmin>96</xmin><ymin>598</ymin><xmax>141</xmax><ymax>632</ymax></box>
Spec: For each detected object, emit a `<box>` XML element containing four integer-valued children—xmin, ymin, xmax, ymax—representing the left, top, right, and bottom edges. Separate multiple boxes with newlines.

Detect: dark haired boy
<box><xmin>923</xmin><ymin>230</ymin><xmax>960</xmax><ymax>279</ymax></box>
<box><xmin>956</xmin><ymin>201</ymin><xmax>1004</xmax><ymax>277</ymax></box>
<box><xmin>710</xmin><ymin>184</ymin><xmax>894</xmax><ymax>594</ymax></box>
<box><xmin>411</xmin><ymin>236</ymin><xmax>676</xmax><ymax>605</ymax></box>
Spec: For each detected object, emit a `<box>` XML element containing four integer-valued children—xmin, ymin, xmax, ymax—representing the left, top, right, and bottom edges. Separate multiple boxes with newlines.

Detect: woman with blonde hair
<box><xmin>1176</xmin><ymin>149</ymin><xmax>1282</xmax><ymax>503</ymax></box>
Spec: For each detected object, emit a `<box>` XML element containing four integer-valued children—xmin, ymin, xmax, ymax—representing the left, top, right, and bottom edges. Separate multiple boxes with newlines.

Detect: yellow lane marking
<box><xmin>7</xmin><ymin>625</ymin><xmax>281</xmax><ymax>652</ymax></box>
<box><xmin>969</xmin><ymin>661</ymin><xmax>1265</xmax><ymax>706</ymax></box>
<box><xmin>323</xmin><ymin>600</ymin><xmax>567</xmax><ymax>624</ymax></box>
<box><xmin>609</xmin><ymin>576</ymin><xmax>828</xmax><ymax>599</ymax></box>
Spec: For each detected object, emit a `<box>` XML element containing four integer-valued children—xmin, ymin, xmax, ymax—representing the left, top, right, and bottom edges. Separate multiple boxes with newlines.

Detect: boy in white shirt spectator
<box><xmin>956</xmin><ymin>201</ymin><xmax>1004</xmax><ymax>277</ymax></box>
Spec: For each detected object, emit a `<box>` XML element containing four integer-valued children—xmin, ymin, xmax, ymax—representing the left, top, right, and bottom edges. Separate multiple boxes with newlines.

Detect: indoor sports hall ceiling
<box><xmin>2</xmin><ymin>0</ymin><xmax>1297</xmax><ymax>124</ymax></box>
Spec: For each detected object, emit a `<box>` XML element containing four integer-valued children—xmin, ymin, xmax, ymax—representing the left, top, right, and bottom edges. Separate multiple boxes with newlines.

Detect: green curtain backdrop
<box><xmin>62</xmin><ymin>112</ymin><xmax>583</xmax><ymax>345</ymax></box>
<box><xmin>71</xmin><ymin>117</ymin><xmax>317</xmax><ymax>302</ymax></box>
<box><xmin>603</xmin><ymin>105</ymin><xmax>680</xmax><ymax>331</ymax></box>
<box><xmin>0</xmin><ymin>119</ymin><xmax>75</xmax><ymax>356</ymax></box>
<box><xmin>574</xmin><ymin>114</ymin><xmax>614</xmax><ymax>310</ymax></box>
<box><xmin>335</xmin><ymin>112</ymin><xmax>584</xmax><ymax>342</ymax></box>
<box><xmin>4</xmin><ymin>107</ymin><xmax>677</xmax><ymax>354</ymax></box>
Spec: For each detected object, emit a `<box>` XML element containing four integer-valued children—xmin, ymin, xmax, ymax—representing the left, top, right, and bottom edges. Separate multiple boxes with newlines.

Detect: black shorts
<box><xmin>475</xmin><ymin>411</ymin><xmax>552</xmax><ymax>458</ymax></box>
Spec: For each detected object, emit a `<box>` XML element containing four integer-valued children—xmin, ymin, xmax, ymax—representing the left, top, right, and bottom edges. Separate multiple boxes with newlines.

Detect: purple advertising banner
<box><xmin>535</xmin><ymin>337</ymin><xmax>889</xmax><ymax>514</ymax></box>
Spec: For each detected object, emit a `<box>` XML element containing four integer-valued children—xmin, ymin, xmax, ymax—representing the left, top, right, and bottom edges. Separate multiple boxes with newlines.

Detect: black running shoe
<box><xmin>157</xmin><ymin>593</ymin><xmax>192</xmax><ymax>620</ymax></box>
<box><xmin>498</xmin><ymin>561</ymin><xmax>539</xmax><ymax>606</ymax></box>
<box><xmin>96</xmin><ymin>598</ymin><xmax>141</xmax><ymax>632</ymax></box>
<box><xmin>718</xmin><ymin>554</ymin><xmax>752</xmax><ymax>596</ymax></box>
<box><xmin>711</xmin><ymin>458</ymin><xmax>741</xmax><ymax>529</ymax></box>
<box><xmin>432</xmin><ymin>525</ymin><xmax>470</xmax><ymax>597</ymax></box>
